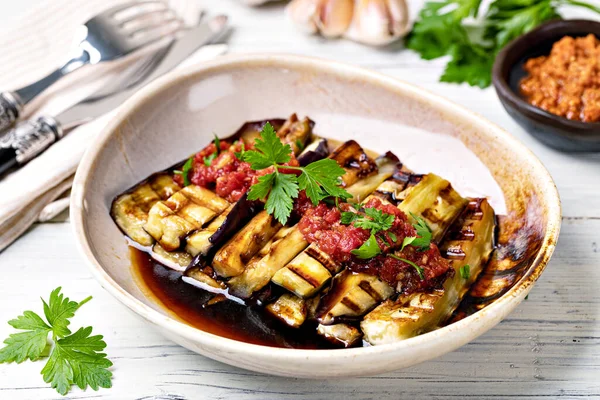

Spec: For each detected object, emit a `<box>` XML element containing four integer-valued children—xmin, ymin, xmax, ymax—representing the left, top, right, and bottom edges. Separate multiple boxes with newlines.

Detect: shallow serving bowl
<box><xmin>71</xmin><ymin>54</ymin><xmax>561</xmax><ymax>378</ymax></box>
<box><xmin>493</xmin><ymin>19</ymin><xmax>600</xmax><ymax>152</ymax></box>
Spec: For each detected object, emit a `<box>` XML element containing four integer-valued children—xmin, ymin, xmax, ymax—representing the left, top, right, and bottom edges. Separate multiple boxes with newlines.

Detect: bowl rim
<box><xmin>492</xmin><ymin>18</ymin><xmax>600</xmax><ymax>133</ymax></box>
<box><xmin>71</xmin><ymin>53</ymin><xmax>561</xmax><ymax>365</ymax></box>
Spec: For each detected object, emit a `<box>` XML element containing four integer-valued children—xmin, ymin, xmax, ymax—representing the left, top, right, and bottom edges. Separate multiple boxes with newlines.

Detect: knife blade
<box><xmin>0</xmin><ymin>15</ymin><xmax>228</xmax><ymax>175</ymax></box>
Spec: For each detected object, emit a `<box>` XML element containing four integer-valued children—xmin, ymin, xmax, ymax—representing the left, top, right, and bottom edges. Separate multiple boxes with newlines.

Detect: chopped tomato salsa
<box><xmin>298</xmin><ymin>197</ymin><xmax>451</xmax><ymax>293</ymax></box>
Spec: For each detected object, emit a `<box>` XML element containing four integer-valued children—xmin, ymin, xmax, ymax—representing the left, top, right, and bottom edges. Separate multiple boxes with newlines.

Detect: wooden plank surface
<box><xmin>1</xmin><ymin>0</ymin><xmax>600</xmax><ymax>399</ymax></box>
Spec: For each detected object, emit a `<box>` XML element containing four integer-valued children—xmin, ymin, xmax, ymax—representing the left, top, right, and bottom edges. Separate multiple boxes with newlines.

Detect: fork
<box><xmin>0</xmin><ymin>0</ymin><xmax>184</xmax><ymax>133</ymax></box>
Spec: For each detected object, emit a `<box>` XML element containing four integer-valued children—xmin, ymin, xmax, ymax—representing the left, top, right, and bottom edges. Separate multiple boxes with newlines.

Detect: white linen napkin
<box><xmin>0</xmin><ymin>0</ymin><xmax>227</xmax><ymax>250</ymax></box>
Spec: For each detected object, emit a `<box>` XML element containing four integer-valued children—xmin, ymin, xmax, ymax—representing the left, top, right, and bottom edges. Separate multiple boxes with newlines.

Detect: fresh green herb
<box><xmin>340</xmin><ymin>211</ymin><xmax>360</xmax><ymax>225</ymax></box>
<box><xmin>402</xmin><ymin>213</ymin><xmax>433</xmax><ymax>251</ymax></box>
<box><xmin>378</xmin><ymin>234</ymin><xmax>391</xmax><ymax>247</ymax></box>
<box><xmin>460</xmin><ymin>264</ymin><xmax>471</xmax><ymax>279</ymax></box>
<box><xmin>295</xmin><ymin>139</ymin><xmax>305</xmax><ymax>152</ymax></box>
<box><xmin>0</xmin><ymin>288</ymin><xmax>112</xmax><ymax>395</ymax></box>
<box><xmin>202</xmin><ymin>134</ymin><xmax>221</xmax><ymax>167</ymax></box>
<box><xmin>351</xmin><ymin>234</ymin><xmax>383</xmax><ymax>259</ymax></box>
<box><xmin>388</xmin><ymin>232</ymin><xmax>398</xmax><ymax>243</ymax></box>
<box><xmin>407</xmin><ymin>0</ymin><xmax>600</xmax><ymax>88</ymax></box>
<box><xmin>341</xmin><ymin>207</ymin><xmax>395</xmax><ymax>234</ymax></box>
<box><xmin>388</xmin><ymin>254</ymin><xmax>425</xmax><ymax>280</ymax></box>
<box><xmin>241</xmin><ymin>122</ymin><xmax>351</xmax><ymax>224</ymax></box>
<box><xmin>353</xmin><ymin>208</ymin><xmax>395</xmax><ymax>234</ymax></box>
<box><xmin>174</xmin><ymin>157</ymin><xmax>193</xmax><ymax>186</ymax></box>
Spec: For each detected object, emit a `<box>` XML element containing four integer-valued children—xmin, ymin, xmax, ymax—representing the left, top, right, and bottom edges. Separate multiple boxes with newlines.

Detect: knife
<box><xmin>0</xmin><ymin>15</ymin><xmax>228</xmax><ymax>176</ymax></box>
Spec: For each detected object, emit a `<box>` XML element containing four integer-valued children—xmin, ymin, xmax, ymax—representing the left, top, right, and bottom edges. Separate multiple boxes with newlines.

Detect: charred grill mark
<box><xmin>288</xmin><ymin>265</ymin><xmax>321</xmax><ymax>288</ymax></box>
<box><xmin>438</xmin><ymin>183</ymin><xmax>455</xmax><ymax>202</ymax></box>
<box><xmin>305</xmin><ymin>246</ymin><xmax>339</xmax><ymax>274</ymax></box>
<box><xmin>340</xmin><ymin>298</ymin><xmax>362</xmax><ymax>313</ymax></box>
<box><xmin>358</xmin><ymin>281</ymin><xmax>383</xmax><ymax>302</ymax></box>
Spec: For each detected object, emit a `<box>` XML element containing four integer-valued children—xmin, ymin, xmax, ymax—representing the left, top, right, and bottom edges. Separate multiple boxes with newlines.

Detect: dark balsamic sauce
<box><xmin>131</xmin><ymin>248</ymin><xmax>337</xmax><ymax>349</ymax></box>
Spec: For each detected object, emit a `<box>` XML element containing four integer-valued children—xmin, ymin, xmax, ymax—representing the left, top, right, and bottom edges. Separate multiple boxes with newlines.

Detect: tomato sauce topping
<box><xmin>173</xmin><ymin>139</ymin><xmax>299</xmax><ymax>203</ymax></box>
<box><xmin>298</xmin><ymin>197</ymin><xmax>451</xmax><ymax>293</ymax></box>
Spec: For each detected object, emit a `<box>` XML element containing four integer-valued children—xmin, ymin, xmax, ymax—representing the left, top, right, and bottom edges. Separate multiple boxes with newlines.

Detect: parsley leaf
<box><xmin>460</xmin><ymin>264</ymin><xmax>471</xmax><ymax>279</ymax></box>
<box><xmin>351</xmin><ymin>234</ymin><xmax>383</xmax><ymax>259</ymax></box>
<box><xmin>440</xmin><ymin>42</ymin><xmax>494</xmax><ymax>88</ymax></box>
<box><xmin>340</xmin><ymin>211</ymin><xmax>360</xmax><ymax>225</ymax></box>
<box><xmin>42</xmin><ymin>287</ymin><xmax>91</xmax><ymax>338</ymax></box>
<box><xmin>266</xmin><ymin>173</ymin><xmax>299</xmax><ymax>225</ymax></box>
<box><xmin>49</xmin><ymin>327</ymin><xmax>112</xmax><ymax>393</ymax></box>
<box><xmin>243</xmin><ymin>122</ymin><xmax>291</xmax><ymax>169</ymax></box>
<box><xmin>402</xmin><ymin>213</ymin><xmax>433</xmax><ymax>251</ymax></box>
<box><xmin>485</xmin><ymin>0</ymin><xmax>561</xmax><ymax>50</ymax></box>
<box><xmin>388</xmin><ymin>254</ymin><xmax>425</xmax><ymax>280</ymax></box>
<box><xmin>298</xmin><ymin>159</ymin><xmax>352</xmax><ymax>206</ymax></box>
<box><xmin>0</xmin><ymin>288</ymin><xmax>112</xmax><ymax>395</ymax></box>
<box><xmin>174</xmin><ymin>157</ymin><xmax>193</xmax><ymax>186</ymax></box>
<box><xmin>352</xmin><ymin>207</ymin><xmax>395</xmax><ymax>234</ymax></box>
<box><xmin>241</xmin><ymin>123</ymin><xmax>351</xmax><ymax>224</ymax></box>
<box><xmin>0</xmin><ymin>312</ymin><xmax>51</xmax><ymax>363</ymax></box>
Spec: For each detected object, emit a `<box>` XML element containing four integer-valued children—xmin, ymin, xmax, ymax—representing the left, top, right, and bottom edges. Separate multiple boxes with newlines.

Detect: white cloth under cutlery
<box><xmin>0</xmin><ymin>0</ymin><xmax>227</xmax><ymax>251</ymax></box>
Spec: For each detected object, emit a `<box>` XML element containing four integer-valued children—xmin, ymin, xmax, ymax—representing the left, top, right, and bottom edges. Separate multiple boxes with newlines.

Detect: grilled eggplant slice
<box><xmin>227</xmin><ymin>153</ymin><xmax>398</xmax><ymax>298</ymax></box>
<box><xmin>361</xmin><ymin>198</ymin><xmax>495</xmax><ymax>345</ymax></box>
<box><xmin>317</xmin><ymin>323</ymin><xmax>363</xmax><ymax>348</ymax></box>
<box><xmin>111</xmin><ymin>174</ymin><xmax>180</xmax><ymax>246</ymax></box>
<box><xmin>212</xmin><ymin>210</ymin><xmax>282</xmax><ymax>278</ymax></box>
<box><xmin>143</xmin><ymin>185</ymin><xmax>230</xmax><ymax>251</ymax></box>
<box><xmin>151</xmin><ymin>244</ymin><xmax>193</xmax><ymax>272</ymax></box>
<box><xmin>317</xmin><ymin>270</ymin><xmax>395</xmax><ymax>325</ymax></box>
<box><xmin>265</xmin><ymin>293</ymin><xmax>307</xmax><ymax>328</ymax></box>
<box><xmin>398</xmin><ymin>173</ymin><xmax>468</xmax><ymax>242</ymax></box>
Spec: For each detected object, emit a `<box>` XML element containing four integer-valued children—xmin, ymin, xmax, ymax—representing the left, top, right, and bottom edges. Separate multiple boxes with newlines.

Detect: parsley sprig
<box><xmin>240</xmin><ymin>122</ymin><xmax>351</xmax><ymax>224</ymax></box>
<box><xmin>343</xmin><ymin>208</ymin><xmax>434</xmax><ymax>280</ymax></box>
<box><xmin>0</xmin><ymin>288</ymin><xmax>112</xmax><ymax>395</ymax></box>
<box><xmin>407</xmin><ymin>0</ymin><xmax>600</xmax><ymax>88</ymax></box>
<box><xmin>401</xmin><ymin>213</ymin><xmax>433</xmax><ymax>251</ymax></box>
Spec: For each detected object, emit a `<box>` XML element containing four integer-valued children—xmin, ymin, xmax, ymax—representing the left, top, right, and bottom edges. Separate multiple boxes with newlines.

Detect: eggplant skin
<box><xmin>361</xmin><ymin>198</ymin><xmax>496</xmax><ymax>345</ymax></box>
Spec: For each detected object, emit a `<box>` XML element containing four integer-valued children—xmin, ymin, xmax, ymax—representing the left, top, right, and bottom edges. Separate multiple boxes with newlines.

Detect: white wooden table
<box><xmin>1</xmin><ymin>1</ymin><xmax>600</xmax><ymax>399</ymax></box>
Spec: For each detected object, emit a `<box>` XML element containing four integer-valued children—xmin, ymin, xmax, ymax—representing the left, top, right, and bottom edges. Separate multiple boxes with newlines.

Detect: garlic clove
<box><xmin>344</xmin><ymin>0</ymin><xmax>410</xmax><ymax>46</ymax></box>
<box><xmin>286</xmin><ymin>0</ymin><xmax>321</xmax><ymax>35</ymax></box>
<box><xmin>241</xmin><ymin>0</ymin><xmax>281</xmax><ymax>5</ymax></box>
<box><xmin>315</xmin><ymin>0</ymin><xmax>354</xmax><ymax>38</ymax></box>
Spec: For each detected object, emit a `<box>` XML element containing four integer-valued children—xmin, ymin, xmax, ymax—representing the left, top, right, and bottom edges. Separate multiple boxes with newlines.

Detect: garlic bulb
<box><xmin>286</xmin><ymin>0</ymin><xmax>410</xmax><ymax>46</ymax></box>
<box><xmin>286</xmin><ymin>0</ymin><xmax>354</xmax><ymax>38</ymax></box>
<box><xmin>345</xmin><ymin>0</ymin><xmax>410</xmax><ymax>46</ymax></box>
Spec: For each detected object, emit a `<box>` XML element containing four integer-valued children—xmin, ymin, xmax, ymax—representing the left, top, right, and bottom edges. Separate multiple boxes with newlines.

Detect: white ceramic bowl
<box><xmin>71</xmin><ymin>54</ymin><xmax>561</xmax><ymax>378</ymax></box>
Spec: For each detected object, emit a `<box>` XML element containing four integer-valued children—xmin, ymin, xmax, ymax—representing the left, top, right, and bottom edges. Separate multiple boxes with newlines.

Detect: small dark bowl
<box><xmin>492</xmin><ymin>19</ymin><xmax>600</xmax><ymax>152</ymax></box>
